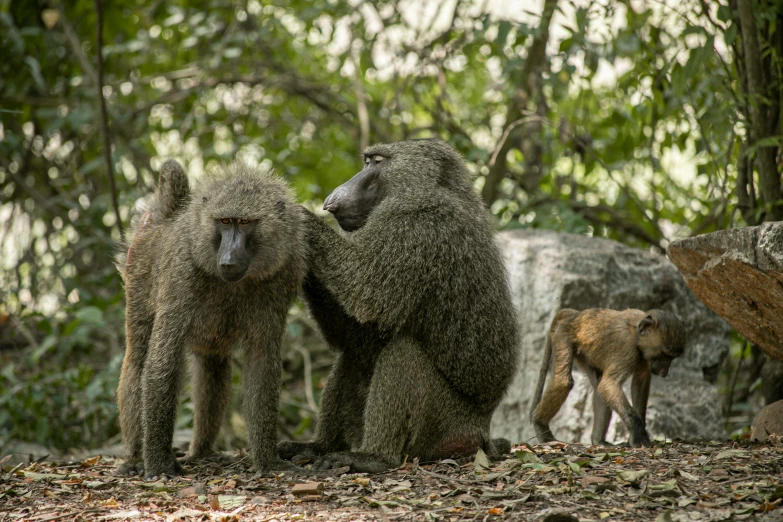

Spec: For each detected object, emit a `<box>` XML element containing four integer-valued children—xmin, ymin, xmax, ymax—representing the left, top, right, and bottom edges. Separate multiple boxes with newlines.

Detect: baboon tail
<box><xmin>115</xmin><ymin>160</ymin><xmax>189</xmax><ymax>278</ymax></box>
<box><xmin>157</xmin><ymin>160</ymin><xmax>190</xmax><ymax>218</ymax></box>
<box><xmin>530</xmin><ymin>333</ymin><xmax>552</xmax><ymax>421</ymax></box>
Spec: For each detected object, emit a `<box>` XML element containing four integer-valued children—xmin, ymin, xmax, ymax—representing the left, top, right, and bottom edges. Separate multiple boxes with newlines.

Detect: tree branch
<box><xmin>95</xmin><ymin>0</ymin><xmax>125</xmax><ymax>241</ymax></box>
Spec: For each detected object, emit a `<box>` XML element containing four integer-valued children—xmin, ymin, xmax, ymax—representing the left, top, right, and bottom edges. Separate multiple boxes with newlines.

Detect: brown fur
<box><xmin>115</xmin><ymin>160</ymin><xmax>306</xmax><ymax>478</ymax></box>
<box><xmin>530</xmin><ymin>308</ymin><xmax>686</xmax><ymax>447</ymax></box>
<box><xmin>750</xmin><ymin>399</ymin><xmax>783</xmax><ymax>441</ymax></box>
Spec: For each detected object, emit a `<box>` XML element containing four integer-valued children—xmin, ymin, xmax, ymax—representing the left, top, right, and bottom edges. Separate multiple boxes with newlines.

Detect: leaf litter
<box><xmin>1</xmin><ymin>440</ymin><xmax>781</xmax><ymax>521</ymax></box>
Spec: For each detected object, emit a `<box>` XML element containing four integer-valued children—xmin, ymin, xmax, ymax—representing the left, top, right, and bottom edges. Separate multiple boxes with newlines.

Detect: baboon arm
<box><xmin>303</xmin><ymin>273</ymin><xmax>385</xmax><ymax>352</ymax></box>
<box><xmin>631</xmin><ymin>364</ymin><xmax>651</xmax><ymax>424</ymax></box>
<box><xmin>303</xmin><ymin>209</ymin><xmax>435</xmax><ymax>330</ymax></box>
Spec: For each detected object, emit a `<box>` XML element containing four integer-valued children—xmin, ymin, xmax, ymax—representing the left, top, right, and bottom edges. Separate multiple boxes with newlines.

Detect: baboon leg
<box><xmin>595</xmin><ymin>375</ymin><xmax>650</xmax><ymax>448</ymax></box>
<box><xmin>142</xmin><ymin>325</ymin><xmax>186</xmax><ymax>479</ymax></box>
<box><xmin>186</xmin><ymin>352</ymin><xmax>232</xmax><ymax>460</ymax></box>
<box><xmin>313</xmin><ymin>338</ymin><xmax>489</xmax><ymax>473</ymax></box>
<box><xmin>532</xmin><ymin>338</ymin><xmax>574</xmax><ymax>443</ymax></box>
<box><xmin>243</xmin><ymin>328</ymin><xmax>300</xmax><ymax>472</ymax></box>
<box><xmin>584</xmin><ymin>367</ymin><xmax>612</xmax><ymax>446</ymax></box>
<box><xmin>278</xmin><ymin>351</ymin><xmax>372</xmax><ymax>461</ymax></box>
<box><xmin>631</xmin><ymin>364</ymin><xmax>651</xmax><ymax>426</ymax></box>
<box><xmin>116</xmin><ymin>301</ymin><xmax>153</xmax><ymax>476</ymax></box>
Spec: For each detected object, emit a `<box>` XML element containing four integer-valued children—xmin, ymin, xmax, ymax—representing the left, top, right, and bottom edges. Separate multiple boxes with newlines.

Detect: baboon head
<box><xmin>190</xmin><ymin>162</ymin><xmax>299</xmax><ymax>283</ymax></box>
<box><xmin>323</xmin><ymin>139</ymin><xmax>477</xmax><ymax>231</ymax></box>
<box><xmin>637</xmin><ymin>309</ymin><xmax>687</xmax><ymax>377</ymax></box>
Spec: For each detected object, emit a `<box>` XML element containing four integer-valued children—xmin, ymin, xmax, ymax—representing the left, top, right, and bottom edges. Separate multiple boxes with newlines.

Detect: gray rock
<box><xmin>750</xmin><ymin>399</ymin><xmax>783</xmax><ymax>441</ymax></box>
<box><xmin>668</xmin><ymin>222</ymin><xmax>783</xmax><ymax>361</ymax></box>
<box><xmin>491</xmin><ymin>229</ymin><xmax>730</xmax><ymax>445</ymax></box>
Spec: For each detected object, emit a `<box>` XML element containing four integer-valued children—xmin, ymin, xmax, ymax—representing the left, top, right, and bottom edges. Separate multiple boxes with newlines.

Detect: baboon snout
<box><xmin>650</xmin><ymin>359</ymin><xmax>670</xmax><ymax>377</ymax></box>
<box><xmin>217</xmin><ymin>228</ymin><xmax>251</xmax><ymax>283</ymax></box>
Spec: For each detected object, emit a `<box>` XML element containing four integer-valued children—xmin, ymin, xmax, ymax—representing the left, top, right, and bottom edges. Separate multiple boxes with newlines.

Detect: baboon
<box><xmin>115</xmin><ymin>160</ymin><xmax>305</xmax><ymax>479</ymax></box>
<box><xmin>278</xmin><ymin>139</ymin><xmax>519</xmax><ymax>473</ymax></box>
<box><xmin>530</xmin><ymin>308</ymin><xmax>686</xmax><ymax>447</ymax></box>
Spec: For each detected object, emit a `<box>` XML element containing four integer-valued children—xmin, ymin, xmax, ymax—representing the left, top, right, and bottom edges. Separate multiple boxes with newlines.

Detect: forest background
<box><xmin>1</xmin><ymin>0</ymin><xmax>782</xmax><ymax>454</ymax></box>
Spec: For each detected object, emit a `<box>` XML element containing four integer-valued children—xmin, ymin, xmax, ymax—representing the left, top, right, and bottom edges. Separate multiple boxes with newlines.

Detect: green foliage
<box><xmin>0</xmin><ymin>0</ymin><xmax>779</xmax><ymax>449</ymax></box>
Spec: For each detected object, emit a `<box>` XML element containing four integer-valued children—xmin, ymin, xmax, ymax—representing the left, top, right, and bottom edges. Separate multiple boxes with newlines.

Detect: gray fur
<box><xmin>115</xmin><ymin>160</ymin><xmax>306</xmax><ymax>478</ymax></box>
<box><xmin>279</xmin><ymin>139</ymin><xmax>519</xmax><ymax>472</ymax></box>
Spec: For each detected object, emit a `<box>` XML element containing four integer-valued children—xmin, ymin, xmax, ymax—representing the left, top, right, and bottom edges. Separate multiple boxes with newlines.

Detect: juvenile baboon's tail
<box><xmin>115</xmin><ymin>160</ymin><xmax>190</xmax><ymax>278</ymax></box>
<box><xmin>529</xmin><ymin>334</ymin><xmax>552</xmax><ymax>421</ymax></box>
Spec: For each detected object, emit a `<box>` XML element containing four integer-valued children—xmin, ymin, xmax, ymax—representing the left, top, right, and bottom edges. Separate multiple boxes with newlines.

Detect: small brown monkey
<box><xmin>115</xmin><ymin>160</ymin><xmax>305</xmax><ymax>479</ymax></box>
<box><xmin>530</xmin><ymin>308</ymin><xmax>686</xmax><ymax>447</ymax></box>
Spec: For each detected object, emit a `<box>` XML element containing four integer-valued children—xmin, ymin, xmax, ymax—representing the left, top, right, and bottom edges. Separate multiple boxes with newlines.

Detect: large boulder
<box><xmin>750</xmin><ymin>400</ymin><xmax>783</xmax><ymax>441</ymax></box>
<box><xmin>491</xmin><ymin>229</ymin><xmax>730</xmax><ymax>446</ymax></box>
<box><xmin>667</xmin><ymin>222</ymin><xmax>783</xmax><ymax>361</ymax></box>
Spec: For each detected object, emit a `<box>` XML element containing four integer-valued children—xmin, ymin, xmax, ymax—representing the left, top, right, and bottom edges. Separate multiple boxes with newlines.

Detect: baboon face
<box><xmin>637</xmin><ymin>310</ymin><xmax>686</xmax><ymax>377</ymax></box>
<box><xmin>323</xmin><ymin>153</ymin><xmax>386</xmax><ymax>231</ymax></box>
<box><xmin>213</xmin><ymin>217</ymin><xmax>257</xmax><ymax>282</ymax></box>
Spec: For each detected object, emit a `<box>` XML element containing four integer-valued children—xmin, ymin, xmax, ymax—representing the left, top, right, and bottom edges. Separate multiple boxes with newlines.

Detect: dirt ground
<box><xmin>1</xmin><ymin>439</ymin><xmax>782</xmax><ymax>521</ymax></box>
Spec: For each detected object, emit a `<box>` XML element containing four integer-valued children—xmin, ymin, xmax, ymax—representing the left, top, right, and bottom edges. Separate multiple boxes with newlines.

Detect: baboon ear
<box><xmin>637</xmin><ymin>315</ymin><xmax>655</xmax><ymax>336</ymax></box>
<box><xmin>275</xmin><ymin>200</ymin><xmax>286</xmax><ymax>215</ymax></box>
<box><xmin>203</xmin><ymin>196</ymin><xmax>209</xmax><ymax>203</ymax></box>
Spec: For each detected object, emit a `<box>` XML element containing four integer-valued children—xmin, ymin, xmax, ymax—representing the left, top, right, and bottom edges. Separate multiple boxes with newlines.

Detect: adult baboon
<box><xmin>116</xmin><ymin>160</ymin><xmax>305</xmax><ymax>478</ymax></box>
<box><xmin>278</xmin><ymin>139</ymin><xmax>519</xmax><ymax>473</ymax></box>
<box><xmin>530</xmin><ymin>308</ymin><xmax>686</xmax><ymax>447</ymax></box>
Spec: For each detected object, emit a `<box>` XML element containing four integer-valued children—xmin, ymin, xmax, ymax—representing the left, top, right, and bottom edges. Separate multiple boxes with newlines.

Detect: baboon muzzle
<box><xmin>217</xmin><ymin>227</ymin><xmax>251</xmax><ymax>282</ymax></box>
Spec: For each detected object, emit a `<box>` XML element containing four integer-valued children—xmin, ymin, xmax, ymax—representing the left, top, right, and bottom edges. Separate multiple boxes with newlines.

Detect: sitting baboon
<box><xmin>115</xmin><ymin>160</ymin><xmax>305</xmax><ymax>478</ymax></box>
<box><xmin>530</xmin><ymin>308</ymin><xmax>686</xmax><ymax>447</ymax></box>
<box><xmin>278</xmin><ymin>139</ymin><xmax>519</xmax><ymax>473</ymax></box>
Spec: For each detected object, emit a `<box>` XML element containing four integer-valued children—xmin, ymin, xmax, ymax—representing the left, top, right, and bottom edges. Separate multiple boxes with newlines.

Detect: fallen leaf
<box><xmin>487</xmin><ymin>507</ymin><xmax>503</xmax><ymax>515</ymax></box>
<box><xmin>616</xmin><ymin>469</ymin><xmax>649</xmax><ymax>483</ymax></box>
<box><xmin>352</xmin><ymin>477</ymin><xmax>371</xmax><ymax>487</ymax></box>
<box><xmin>473</xmin><ymin>448</ymin><xmax>490</xmax><ymax>471</ymax></box>
<box><xmin>217</xmin><ymin>495</ymin><xmax>246</xmax><ymax>509</ymax></box>
<box><xmin>81</xmin><ymin>456</ymin><xmax>101</xmax><ymax>468</ymax></box>
<box><xmin>24</xmin><ymin>472</ymin><xmax>66</xmax><ymax>481</ymax></box>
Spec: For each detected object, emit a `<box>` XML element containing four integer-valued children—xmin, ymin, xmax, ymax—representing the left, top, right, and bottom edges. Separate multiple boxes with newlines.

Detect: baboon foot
<box><xmin>491</xmin><ymin>437</ymin><xmax>512</xmax><ymax>456</ymax></box>
<box><xmin>312</xmin><ymin>451</ymin><xmax>393</xmax><ymax>474</ymax></box>
<box><xmin>277</xmin><ymin>440</ymin><xmax>319</xmax><ymax>461</ymax></box>
<box><xmin>181</xmin><ymin>451</ymin><xmax>234</xmax><ymax>465</ymax></box>
<box><xmin>254</xmin><ymin>458</ymin><xmax>310</xmax><ymax>475</ymax></box>
<box><xmin>628</xmin><ymin>430</ymin><xmax>652</xmax><ymax>448</ymax></box>
<box><xmin>533</xmin><ymin>423</ymin><xmax>556</xmax><ymax>444</ymax></box>
<box><xmin>143</xmin><ymin>455</ymin><xmax>185</xmax><ymax>480</ymax></box>
<box><xmin>115</xmin><ymin>460</ymin><xmax>143</xmax><ymax>476</ymax></box>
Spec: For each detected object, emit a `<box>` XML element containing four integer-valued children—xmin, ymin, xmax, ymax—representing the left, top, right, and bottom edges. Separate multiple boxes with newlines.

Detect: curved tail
<box><xmin>529</xmin><ymin>333</ymin><xmax>552</xmax><ymax>422</ymax></box>
<box><xmin>115</xmin><ymin>160</ymin><xmax>190</xmax><ymax>278</ymax></box>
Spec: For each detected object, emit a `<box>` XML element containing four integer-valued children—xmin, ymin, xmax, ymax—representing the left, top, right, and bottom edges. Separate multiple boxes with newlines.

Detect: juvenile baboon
<box><xmin>278</xmin><ymin>139</ymin><xmax>519</xmax><ymax>473</ymax></box>
<box><xmin>530</xmin><ymin>308</ymin><xmax>686</xmax><ymax>447</ymax></box>
<box><xmin>116</xmin><ymin>160</ymin><xmax>305</xmax><ymax>478</ymax></box>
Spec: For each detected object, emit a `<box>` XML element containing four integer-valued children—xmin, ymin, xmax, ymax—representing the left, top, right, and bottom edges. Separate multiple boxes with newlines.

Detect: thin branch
<box><xmin>95</xmin><ymin>0</ymin><xmax>125</xmax><ymax>241</ymax></box>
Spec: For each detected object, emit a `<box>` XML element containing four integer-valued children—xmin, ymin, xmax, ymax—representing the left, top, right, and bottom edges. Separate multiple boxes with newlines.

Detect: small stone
<box><xmin>292</xmin><ymin>482</ymin><xmax>324</xmax><ymax>496</ymax></box>
<box><xmin>250</xmin><ymin>496</ymin><xmax>270</xmax><ymax>505</ymax></box>
<box><xmin>177</xmin><ymin>483</ymin><xmax>207</xmax><ymax>498</ymax></box>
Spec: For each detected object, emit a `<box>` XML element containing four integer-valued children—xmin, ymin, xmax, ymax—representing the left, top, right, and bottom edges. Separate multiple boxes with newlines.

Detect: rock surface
<box><xmin>491</xmin><ymin>229</ymin><xmax>730</xmax><ymax>445</ymax></box>
<box><xmin>750</xmin><ymin>400</ymin><xmax>783</xmax><ymax>441</ymax></box>
<box><xmin>667</xmin><ymin>222</ymin><xmax>783</xmax><ymax>361</ymax></box>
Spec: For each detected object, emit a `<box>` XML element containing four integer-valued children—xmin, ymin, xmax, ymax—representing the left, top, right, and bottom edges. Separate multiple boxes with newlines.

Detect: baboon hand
<box><xmin>312</xmin><ymin>452</ymin><xmax>393</xmax><ymax>474</ymax></box>
<box><xmin>143</xmin><ymin>454</ymin><xmax>184</xmax><ymax>480</ymax></box>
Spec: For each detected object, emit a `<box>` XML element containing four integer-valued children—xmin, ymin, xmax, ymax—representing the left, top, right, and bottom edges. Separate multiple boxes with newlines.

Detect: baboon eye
<box><xmin>371</xmin><ymin>155</ymin><xmax>384</xmax><ymax>164</ymax></box>
<box><xmin>220</xmin><ymin>218</ymin><xmax>232</xmax><ymax>225</ymax></box>
<box><xmin>238</xmin><ymin>218</ymin><xmax>250</xmax><ymax>225</ymax></box>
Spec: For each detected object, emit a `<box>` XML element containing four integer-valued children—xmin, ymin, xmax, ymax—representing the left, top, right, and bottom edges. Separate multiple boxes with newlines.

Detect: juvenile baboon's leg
<box><xmin>313</xmin><ymin>338</ymin><xmax>489</xmax><ymax>473</ymax></box>
<box><xmin>186</xmin><ymin>352</ymin><xmax>232</xmax><ymax>460</ymax></box>
<box><xmin>142</xmin><ymin>323</ymin><xmax>186</xmax><ymax>479</ymax></box>
<box><xmin>116</xmin><ymin>297</ymin><xmax>153</xmax><ymax>476</ymax></box>
<box><xmin>631</xmin><ymin>364</ymin><xmax>651</xmax><ymax>427</ymax></box>
<box><xmin>584</xmin><ymin>366</ymin><xmax>612</xmax><ymax>446</ymax></box>
<box><xmin>595</xmin><ymin>375</ymin><xmax>651</xmax><ymax>448</ymax></box>
<box><xmin>278</xmin><ymin>352</ymin><xmax>371</xmax><ymax>460</ymax></box>
<box><xmin>532</xmin><ymin>336</ymin><xmax>574</xmax><ymax>443</ymax></box>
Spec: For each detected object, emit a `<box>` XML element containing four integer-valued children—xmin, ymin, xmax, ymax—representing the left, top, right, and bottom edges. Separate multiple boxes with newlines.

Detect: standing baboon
<box><xmin>530</xmin><ymin>308</ymin><xmax>686</xmax><ymax>447</ymax></box>
<box><xmin>278</xmin><ymin>139</ymin><xmax>519</xmax><ymax>473</ymax></box>
<box><xmin>116</xmin><ymin>160</ymin><xmax>305</xmax><ymax>478</ymax></box>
